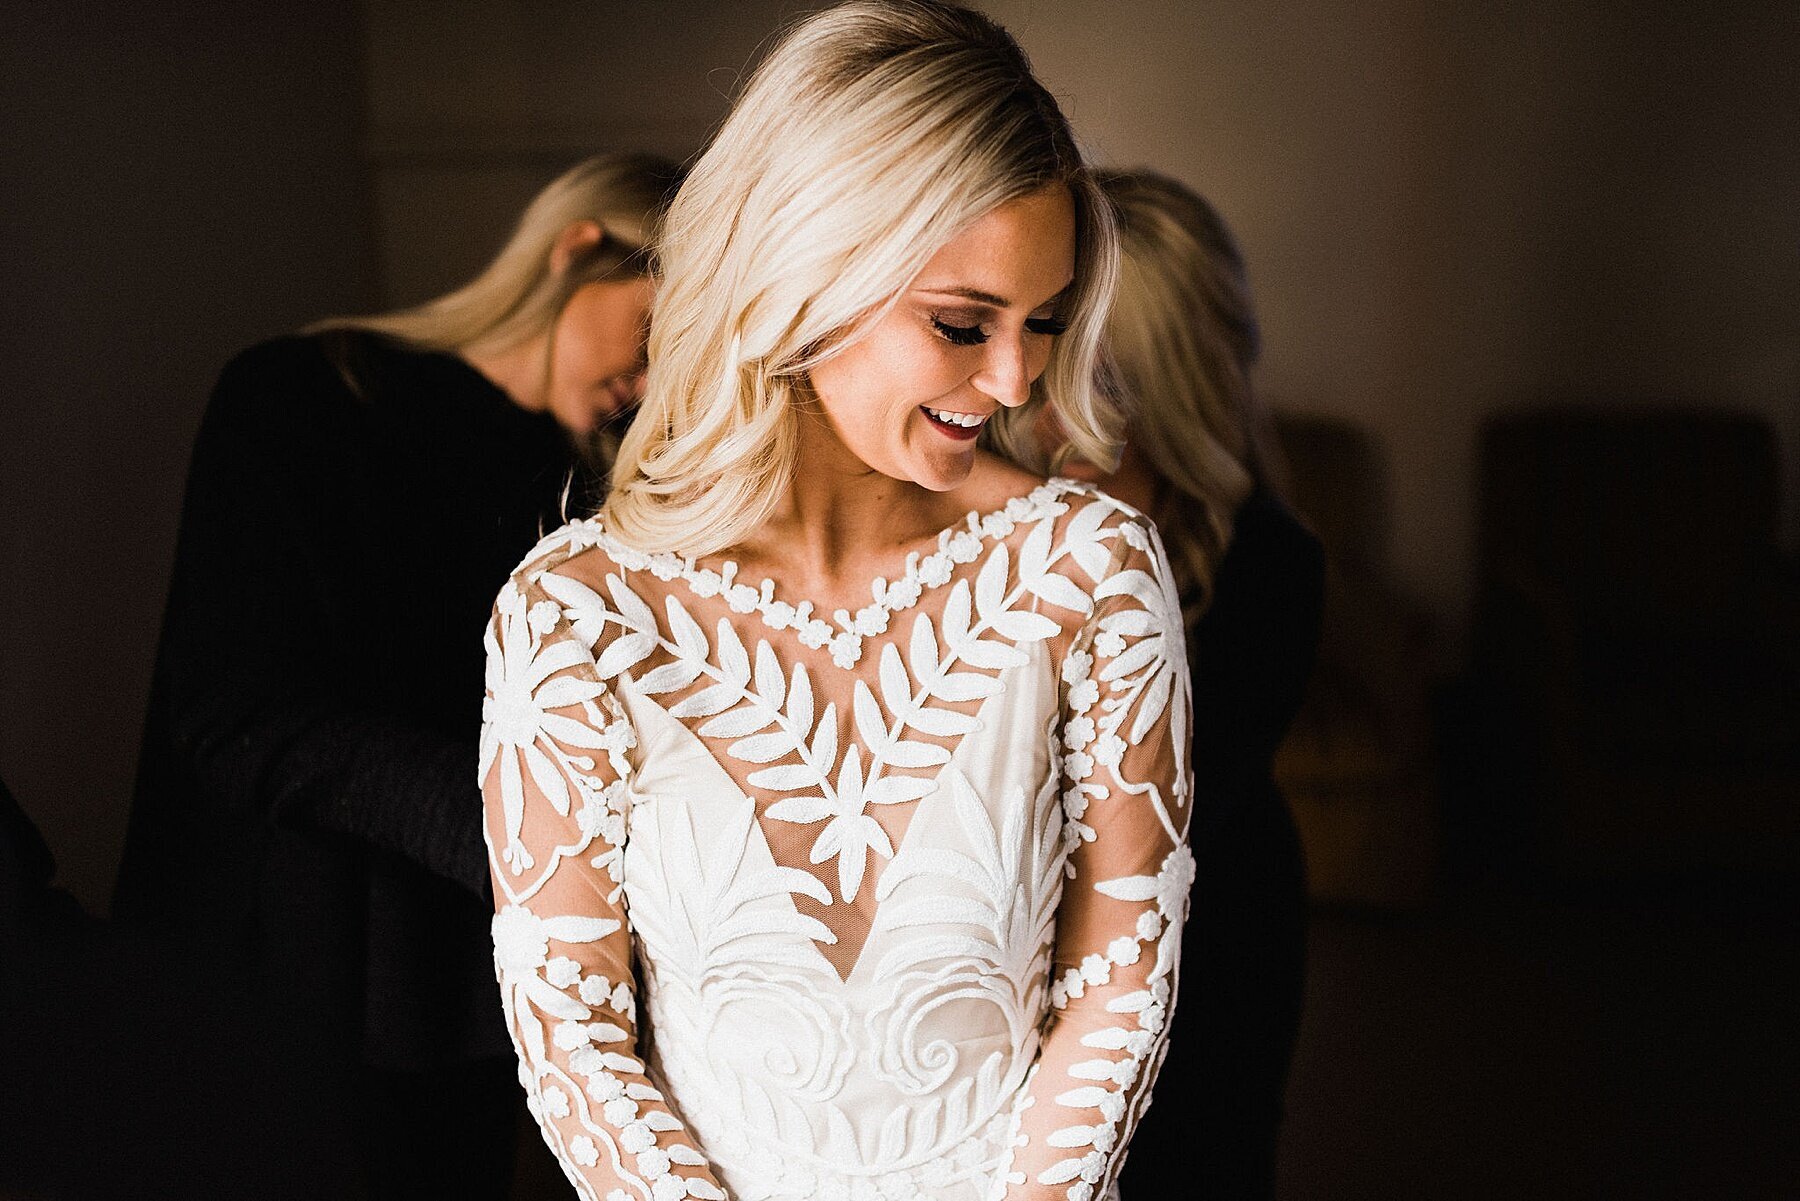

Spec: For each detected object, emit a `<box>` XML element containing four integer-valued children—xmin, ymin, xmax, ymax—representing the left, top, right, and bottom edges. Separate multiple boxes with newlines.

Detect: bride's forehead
<box><xmin>908</xmin><ymin>187</ymin><xmax>1078</xmax><ymax>304</ymax></box>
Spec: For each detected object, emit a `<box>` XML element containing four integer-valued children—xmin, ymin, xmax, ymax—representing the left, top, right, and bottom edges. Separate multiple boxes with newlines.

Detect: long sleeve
<box><xmin>149</xmin><ymin>342</ymin><xmax>490</xmax><ymax>895</ymax></box>
<box><xmin>994</xmin><ymin>516</ymin><xmax>1195</xmax><ymax>1201</ymax></box>
<box><xmin>481</xmin><ymin>568</ymin><xmax>730</xmax><ymax>1201</ymax></box>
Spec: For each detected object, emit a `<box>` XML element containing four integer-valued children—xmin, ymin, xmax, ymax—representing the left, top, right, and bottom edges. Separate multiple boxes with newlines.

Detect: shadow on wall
<box><xmin>1270</xmin><ymin>405</ymin><xmax>1800</xmax><ymax>908</ymax></box>
<box><xmin>1271</xmin><ymin>413</ymin><xmax>1439</xmax><ymax>909</ymax></box>
<box><xmin>1453</xmin><ymin>405</ymin><xmax>1800</xmax><ymax>886</ymax></box>
<box><xmin>1</xmin><ymin>775</ymin><xmax>368</xmax><ymax>1198</ymax></box>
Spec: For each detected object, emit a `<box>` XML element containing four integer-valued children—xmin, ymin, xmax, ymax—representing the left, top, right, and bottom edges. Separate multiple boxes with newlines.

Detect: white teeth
<box><xmin>924</xmin><ymin>407</ymin><xmax>987</xmax><ymax>428</ymax></box>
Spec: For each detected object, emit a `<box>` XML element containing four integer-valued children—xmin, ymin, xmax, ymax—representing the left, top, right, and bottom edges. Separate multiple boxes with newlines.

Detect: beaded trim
<box><xmin>585</xmin><ymin>478</ymin><xmax>1083</xmax><ymax>668</ymax></box>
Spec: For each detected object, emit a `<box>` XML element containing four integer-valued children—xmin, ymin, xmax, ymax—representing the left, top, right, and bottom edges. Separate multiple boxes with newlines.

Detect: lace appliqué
<box><xmin>481</xmin><ymin>480</ymin><xmax>1193</xmax><ymax>1201</ymax></box>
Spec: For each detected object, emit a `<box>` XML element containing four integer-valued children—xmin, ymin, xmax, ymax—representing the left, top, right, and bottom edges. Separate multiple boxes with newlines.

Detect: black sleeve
<box><xmin>1187</xmin><ymin>496</ymin><xmax>1326</xmax><ymax>830</ymax></box>
<box><xmin>154</xmin><ymin>340</ymin><xmax>489</xmax><ymax>897</ymax></box>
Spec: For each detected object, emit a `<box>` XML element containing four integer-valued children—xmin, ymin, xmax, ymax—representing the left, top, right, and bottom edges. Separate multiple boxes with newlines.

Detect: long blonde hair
<box><xmin>605</xmin><ymin>0</ymin><xmax>1120</xmax><ymax>557</ymax></box>
<box><xmin>1098</xmin><ymin>169</ymin><xmax>1276</xmax><ymax>619</ymax></box>
<box><xmin>312</xmin><ymin>152</ymin><xmax>681</xmax><ymax>362</ymax></box>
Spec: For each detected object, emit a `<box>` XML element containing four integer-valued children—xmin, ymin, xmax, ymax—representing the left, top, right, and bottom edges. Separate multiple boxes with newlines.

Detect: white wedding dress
<box><xmin>480</xmin><ymin>479</ymin><xmax>1194</xmax><ymax>1201</ymax></box>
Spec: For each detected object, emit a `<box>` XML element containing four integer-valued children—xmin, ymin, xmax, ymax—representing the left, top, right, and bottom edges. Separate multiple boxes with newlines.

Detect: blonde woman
<box><xmin>1053</xmin><ymin>170</ymin><xmax>1324</xmax><ymax>1201</ymax></box>
<box><xmin>115</xmin><ymin>153</ymin><xmax>680</xmax><ymax>1196</ymax></box>
<box><xmin>480</xmin><ymin>4</ymin><xmax>1194</xmax><ymax>1200</ymax></box>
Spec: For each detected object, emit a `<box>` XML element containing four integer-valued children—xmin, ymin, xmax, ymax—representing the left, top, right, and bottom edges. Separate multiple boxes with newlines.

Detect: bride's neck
<box><xmin>743</xmin><ymin>407</ymin><xmax>949</xmax><ymax>589</ymax></box>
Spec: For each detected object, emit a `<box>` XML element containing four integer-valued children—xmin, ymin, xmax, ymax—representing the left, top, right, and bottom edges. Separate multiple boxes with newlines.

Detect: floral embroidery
<box><xmin>481</xmin><ymin>482</ymin><xmax>1192</xmax><ymax>1201</ymax></box>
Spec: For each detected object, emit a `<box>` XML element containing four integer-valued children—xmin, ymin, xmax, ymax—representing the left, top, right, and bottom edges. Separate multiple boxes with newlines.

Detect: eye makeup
<box><xmin>928</xmin><ymin>310</ymin><xmax>1068</xmax><ymax>346</ymax></box>
<box><xmin>931</xmin><ymin>315</ymin><xmax>988</xmax><ymax>346</ymax></box>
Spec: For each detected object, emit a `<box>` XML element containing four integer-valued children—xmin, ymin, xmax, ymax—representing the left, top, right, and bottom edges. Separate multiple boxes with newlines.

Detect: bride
<box><xmin>479</xmin><ymin>4</ymin><xmax>1194</xmax><ymax>1199</ymax></box>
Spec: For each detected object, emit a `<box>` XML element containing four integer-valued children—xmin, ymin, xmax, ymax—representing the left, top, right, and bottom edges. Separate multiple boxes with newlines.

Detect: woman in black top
<box><xmin>1048</xmin><ymin>170</ymin><xmax>1324</xmax><ymax>1198</ymax></box>
<box><xmin>114</xmin><ymin>153</ymin><xmax>681</xmax><ymax>1197</ymax></box>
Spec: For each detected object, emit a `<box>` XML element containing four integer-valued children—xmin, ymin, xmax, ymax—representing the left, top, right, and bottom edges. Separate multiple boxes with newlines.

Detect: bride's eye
<box><xmin>1024</xmin><ymin>315</ymin><xmax>1068</xmax><ymax>337</ymax></box>
<box><xmin>931</xmin><ymin>316</ymin><xmax>988</xmax><ymax>346</ymax></box>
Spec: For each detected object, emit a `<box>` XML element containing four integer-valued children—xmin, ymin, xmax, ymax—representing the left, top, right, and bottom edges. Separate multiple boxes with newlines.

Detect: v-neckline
<box><xmin>627</xmin><ymin>665</ymin><xmax>1045</xmax><ymax>988</ymax></box>
<box><xmin>537</xmin><ymin>478</ymin><xmax>1125</xmax><ymax>984</ymax></box>
<box><xmin>584</xmin><ymin>477</ymin><xmax>1082</xmax><ymax>670</ymax></box>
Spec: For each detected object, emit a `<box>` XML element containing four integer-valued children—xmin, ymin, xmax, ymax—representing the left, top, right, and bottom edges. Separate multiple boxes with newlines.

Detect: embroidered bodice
<box><xmin>480</xmin><ymin>479</ymin><xmax>1194</xmax><ymax>1201</ymax></box>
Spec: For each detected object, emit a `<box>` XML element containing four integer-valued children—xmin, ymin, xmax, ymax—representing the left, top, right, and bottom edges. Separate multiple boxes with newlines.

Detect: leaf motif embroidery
<box><xmin>481</xmin><ymin>480</ymin><xmax>1193</xmax><ymax>1199</ymax></box>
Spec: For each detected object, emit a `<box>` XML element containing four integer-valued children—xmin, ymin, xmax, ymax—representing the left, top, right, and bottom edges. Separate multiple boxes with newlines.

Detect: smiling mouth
<box><xmin>921</xmin><ymin>405</ymin><xmax>990</xmax><ymax>440</ymax></box>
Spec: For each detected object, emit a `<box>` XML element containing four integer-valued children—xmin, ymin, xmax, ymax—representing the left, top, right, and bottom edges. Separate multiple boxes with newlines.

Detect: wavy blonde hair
<box><xmin>312</xmin><ymin>151</ymin><xmax>681</xmax><ymax>363</ymax></box>
<box><xmin>605</xmin><ymin>0</ymin><xmax>1120</xmax><ymax>557</ymax></box>
<box><xmin>1097</xmin><ymin>169</ymin><xmax>1276</xmax><ymax>620</ymax></box>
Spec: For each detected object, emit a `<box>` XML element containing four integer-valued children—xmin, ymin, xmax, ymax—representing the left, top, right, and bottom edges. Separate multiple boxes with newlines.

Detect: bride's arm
<box><xmin>482</xmin><ymin>567</ymin><xmax>730</xmax><ymax>1201</ymax></box>
<box><xmin>996</xmin><ymin>510</ymin><xmax>1196</xmax><ymax>1201</ymax></box>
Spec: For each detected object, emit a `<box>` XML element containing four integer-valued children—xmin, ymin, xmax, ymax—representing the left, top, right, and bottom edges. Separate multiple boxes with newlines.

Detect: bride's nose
<box><xmin>971</xmin><ymin>332</ymin><xmax>1034</xmax><ymax>409</ymax></box>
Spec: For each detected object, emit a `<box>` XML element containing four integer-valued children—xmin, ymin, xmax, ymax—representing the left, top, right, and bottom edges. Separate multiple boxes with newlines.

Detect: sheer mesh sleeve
<box><xmin>482</xmin><ymin>567</ymin><xmax>731</xmax><ymax>1201</ymax></box>
<box><xmin>992</xmin><ymin>515</ymin><xmax>1195</xmax><ymax>1201</ymax></box>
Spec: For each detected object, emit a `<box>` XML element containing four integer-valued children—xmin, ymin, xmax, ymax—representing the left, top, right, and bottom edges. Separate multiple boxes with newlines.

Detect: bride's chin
<box><xmin>912</xmin><ymin>464</ymin><xmax>972</xmax><ymax>494</ymax></box>
<box><xmin>903</xmin><ymin>446</ymin><xmax>977</xmax><ymax>492</ymax></box>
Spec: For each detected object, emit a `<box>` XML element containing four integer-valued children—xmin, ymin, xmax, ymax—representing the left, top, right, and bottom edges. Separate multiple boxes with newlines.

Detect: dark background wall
<box><xmin>1</xmin><ymin>1</ymin><xmax>373</xmax><ymax>911</ymax></box>
<box><xmin>4</xmin><ymin>0</ymin><xmax>1796</xmax><ymax>907</ymax></box>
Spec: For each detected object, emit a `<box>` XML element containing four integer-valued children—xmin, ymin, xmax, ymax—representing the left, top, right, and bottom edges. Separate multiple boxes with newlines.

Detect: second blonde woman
<box><xmin>1052</xmin><ymin>170</ymin><xmax>1325</xmax><ymax>1201</ymax></box>
<box><xmin>116</xmin><ymin>153</ymin><xmax>681</xmax><ymax>1196</ymax></box>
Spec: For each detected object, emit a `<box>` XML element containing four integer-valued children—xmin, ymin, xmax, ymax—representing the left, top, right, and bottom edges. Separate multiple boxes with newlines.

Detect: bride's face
<box><xmin>805</xmin><ymin>184</ymin><xmax>1078</xmax><ymax>492</ymax></box>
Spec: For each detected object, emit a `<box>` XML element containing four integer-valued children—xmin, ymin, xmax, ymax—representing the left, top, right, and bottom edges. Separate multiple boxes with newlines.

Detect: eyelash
<box><xmin>930</xmin><ymin>315</ymin><xmax>1069</xmax><ymax>346</ymax></box>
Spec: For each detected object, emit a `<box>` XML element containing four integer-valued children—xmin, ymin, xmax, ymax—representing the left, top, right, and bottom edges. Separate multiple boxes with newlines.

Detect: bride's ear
<box><xmin>550</xmin><ymin>220</ymin><xmax>606</xmax><ymax>277</ymax></box>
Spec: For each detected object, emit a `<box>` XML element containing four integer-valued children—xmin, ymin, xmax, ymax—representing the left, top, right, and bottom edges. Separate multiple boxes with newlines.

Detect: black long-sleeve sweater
<box><xmin>115</xmin><ymin>330</ymin><xmax>590</xmax><ymax>1069</ymax></box>
<box><xmin>1121</xmin><ymin>489</ymin><xmax>1325</xmax><ymax>1200</ymax></box>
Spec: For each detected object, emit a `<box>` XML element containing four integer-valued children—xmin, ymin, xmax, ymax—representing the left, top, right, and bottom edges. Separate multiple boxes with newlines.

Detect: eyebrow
<box><xmin>913</xmin><ymin>281</ymin><xmax>1075</xmax><ymax>310</ymax></box>
<box><xmin>915</xmin><ymin>285</ymin><xmax>1013</xmax><ymax>308</ymax></box>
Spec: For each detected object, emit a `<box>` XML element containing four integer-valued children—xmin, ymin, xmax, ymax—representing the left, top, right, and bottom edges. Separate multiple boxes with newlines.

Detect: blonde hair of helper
<box><xmin>606</xmin><ymin>0</ymin><xmax>1120</xmax><ymax>558</ymax></box>
<box><xmin>311</xmin><ymin>152</ymin><xmax>679</xmax><ymax>380</ymax></box>
<box><xmin>1097</xmin><ymin>169</ymin><xmax>1272</xmax><ymax>619</ymax></box>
